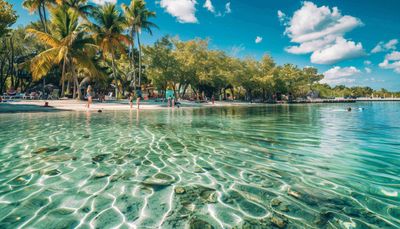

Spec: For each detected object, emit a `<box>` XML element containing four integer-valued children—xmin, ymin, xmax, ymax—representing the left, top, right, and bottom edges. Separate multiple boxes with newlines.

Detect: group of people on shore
<box><xmin>85</xmin><ymin>85</ymin><xmax>181</xmax><ymax>109</ymax></box>
<box><xmin>129</xmin><ymin>92</ymin><xmax>141</xmax><ymax>109</ymax></box>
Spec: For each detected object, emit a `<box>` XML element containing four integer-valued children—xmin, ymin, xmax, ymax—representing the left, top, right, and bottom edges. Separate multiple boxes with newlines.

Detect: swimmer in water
<box><xmin>347</xmin><ymin>107</ymin><xmax>352</xmax><ymax>112</ymax></box>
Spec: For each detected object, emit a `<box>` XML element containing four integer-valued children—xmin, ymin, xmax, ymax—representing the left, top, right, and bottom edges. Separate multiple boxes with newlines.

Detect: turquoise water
<box><xmin>0</xmin><ymin>103</ymin><xmax>399</xmax><ymax>228</ymax></box>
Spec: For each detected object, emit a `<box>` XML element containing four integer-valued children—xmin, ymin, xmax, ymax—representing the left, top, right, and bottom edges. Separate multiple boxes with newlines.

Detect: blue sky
<box><xmin>9</xmin><ymin>0</ymin><xmax>400</xmax><ymax>90</ymax></box>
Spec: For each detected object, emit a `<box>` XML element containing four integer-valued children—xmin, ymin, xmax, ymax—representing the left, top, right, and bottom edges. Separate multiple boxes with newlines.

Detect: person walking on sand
<box><xmin>87</xmin><ymin>85</ymin><xmax>93</xmax><ymax>108</ymax></box>
<box><xmin>211</xmin><ymin>95</ymin><xmax>215</xmax><ymax>105</ymax></box>
<box><xmin>129</xmin><ymin>92</ymin><xmax>134</xmax><ymax>109</ymax></box>
<box><xmin>136</xmin><ymin>96</ymin><xmax>141</xmax><ymax>109</ymax></box>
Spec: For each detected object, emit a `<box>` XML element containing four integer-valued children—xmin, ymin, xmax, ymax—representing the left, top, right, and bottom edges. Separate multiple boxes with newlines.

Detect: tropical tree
<box><xmin>302</xmin><ymin>67</ymin><xmax>323</xmax><ymax>90</ymax></box>
<box><xmin>27</xmin><ymin>6</ymin><xmax>99</xmax><ymax>98</ymax></box>
<box><xmin>121</xmin><ymin>0</ymin><xmax>139</xmax><ymax>90</ymax></box>
<box><xmin>90</xmin><ymin>3</ymin><xmax>129</xmax><ymax>99</ymax></box>
<box><xmin>56</xmin><ymin>0</ymin><xmax>93</xmax><ymax>21</ymax></box>
<box><xmin>144</xmin><ymin>36</ymin><xmax>178</xmax><ymax>95</ymax></box>
<box><xmin>22</xmin><ymin>0</ymin><xmax>55</xmax><ymax>33</ymax></box>
<box><xmin>122</xmin><ymin>0</ymin><xmax>156</xmax><ymax>93</ymax></box>
<box><xmin>0</xmin><ymin>26</ymin><xmax>44</xmax><ymax>93</ymax></box>
<box><xmin>255</xmin><ymin>55</ymin><xmax>276</xmax><ymax>100</ymax></box>
<box><xmin>0</xmin><ymin>0</ymin><xmax>18</xmax><ymax>37</ymax></box>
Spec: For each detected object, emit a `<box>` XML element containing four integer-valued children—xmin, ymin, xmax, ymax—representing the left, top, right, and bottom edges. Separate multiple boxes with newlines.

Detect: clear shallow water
<box><xmin>0</xmin><ymin>103</ymin><xmax>399</xmax><ymax>229</ymax></box>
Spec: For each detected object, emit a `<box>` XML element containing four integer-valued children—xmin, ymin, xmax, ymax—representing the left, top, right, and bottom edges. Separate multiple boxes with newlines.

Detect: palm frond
<box><xmin>22</xmin><ymin>0</ymin><xmax>41</xmax><ymax>14</ymax></box>
<box><xmin>26</xmin><ymin>28</ymin><xmax>61</xmax><ymax>48</ymax></box>
<box><xmin>30</xmin><ymin>47</ymin><xmax>63</xmax><ymax>81</ymax></box>
<box><xmin>74</xmin><ymin>53</ymin><xmax>104</xmax><ymax>79</ymax></box>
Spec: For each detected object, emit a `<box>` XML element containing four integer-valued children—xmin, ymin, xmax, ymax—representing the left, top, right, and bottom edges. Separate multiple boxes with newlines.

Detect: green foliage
<box><xmin>0</xmin><ymin>25</ymin><xmax>47</xmax><ymax>93</ymax></box>
<box><xmin>89</xmin><ymin>3</ymin><xmax>130</xmax><ymax>98</ymax></box>
<box><xmin>122</xmin><ymin>0</ymin><xmax>157</xmax><ymax>90</ymax></box>
<box><xmin>144</xmin><ymin>36</ymin><xmax>177</xmax><ymax>90</ymax></box>
<box><xmin>27</xmin><ymin>6</ymin><xmax>102</xmax><ymax>99</ymax></box>
<box><xmin>313</xmin><ymin>84</ymin><xmax>384</xmax><ymax>98</ymax></box>
<box><xmin>143</xmin><ymin>36</ymin><xmax>399</xmax><ymax>101</ymax></box>
<box><xmin>0</xmin><ymin>0</ymin><xmax>18</xmax><ymax>37</ymax></box>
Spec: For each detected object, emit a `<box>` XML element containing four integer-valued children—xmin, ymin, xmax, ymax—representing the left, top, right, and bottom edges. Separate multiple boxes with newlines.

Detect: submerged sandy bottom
<box><xmin>0</xmin><ymin>104</ymin><xmax>399</xmax><ymax>228</ymax></box>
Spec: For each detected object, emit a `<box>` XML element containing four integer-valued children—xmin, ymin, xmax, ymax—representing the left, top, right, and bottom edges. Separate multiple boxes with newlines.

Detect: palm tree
<box><xmin>90</xmin><ymin>3</ymin><xmax>130</xmax><ymax>99</ymax></box>
<box><xmin>56</xmin><ymin>0</ymin><xmax>94</xmax><ymax>21</ymax></box>
<box><xmin>122</xmin><ymin>0</ymin><xmax>156</xmax><ymax>93</ymax></box>
<box><xmin>23</xmin><ymin>0</ymin><xmax>54</xmax><ymax>33</ymax></box>
<box><xmin>121</xmin><ymin>0</ymin><xmax>139</xmax><ymax>90</ymax></box>
<box><xmin>27</xmin><ymin>6</ymin><xmax>99</xmax><ymax>99</ymax></box>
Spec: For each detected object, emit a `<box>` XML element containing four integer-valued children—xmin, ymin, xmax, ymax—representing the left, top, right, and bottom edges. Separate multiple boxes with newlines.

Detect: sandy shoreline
<box><xmin>0</xmin><ymin>99</ymin><xmax>258</xmax><ymax>113</ymax></box>
<box><xmin>1</xmin><ymin>98</ymin><xmax>399</xmax><ymax>113</ymax></box>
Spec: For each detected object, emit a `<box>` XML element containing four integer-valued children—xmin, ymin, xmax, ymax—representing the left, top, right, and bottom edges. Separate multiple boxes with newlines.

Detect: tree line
<box><xmin>0</xmin><ymin>0</ymin><xmax>399</xmax><ymax>101</ymax></box>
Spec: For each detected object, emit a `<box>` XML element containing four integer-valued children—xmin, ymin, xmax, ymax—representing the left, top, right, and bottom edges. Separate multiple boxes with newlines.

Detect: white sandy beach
<box><xmin>0</xmin><ymin>99</ymin><xmax>257</xmax><ymax>113</ymax></box>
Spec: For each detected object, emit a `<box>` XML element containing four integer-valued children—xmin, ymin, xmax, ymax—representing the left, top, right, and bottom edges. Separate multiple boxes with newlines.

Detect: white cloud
<box><xmin>321</xmin><ymin>66</ymin><xmax>361</xmax><ymax>84</ymax></box>
<box><xmin>160</xmin><ymin>0</ymin><xmax>198</xmax><ymax>23</ymax></box>
<box><xmin>371</xmin><ymin>39</ymin><xmax>398</xmax><ymax>53</ymax></box>
<box><xmin>371</xmin><ymin>43</ymin><xmax>383</xmax><ymax>53</ymax></box>
<box><xmin>379</xmin><ymin>51</ymin><xmax>400</xmax><ymax>74</ymax></box>
<box><xmin>364</xmin><ymin>77</ymin><xmax>384</xmax><ymax>83</ymax></box>
<box><xmin>386</xmin><ymin>51</ymin><xmax>400</xmax><ymax>61</ymax></box>
<box><xmin>91</xmin><ymin>0</ymin><xmax>116</xmax><ymax>5</ymax></box>
<box><xmin>284</xmin><ymin>2</ymin><xmax>362</xmax><ymax>43</ymax></box>
<box><xmin>225</xmin><ymin>2</ymin><xmax>231</xmax><ymax>14</ymax></box>
<box><xmin>385</xmin><ymin>39</ymin><xmax>398</xmax><ymax>50</ymax></box>
<box><xmin>364</xmin><ymin>60</ymin><xmax>371</xmax><ymax>65</ymax></box>
<box><xmin>365</xmin><ymin>67</ymin><xmax>372</xmax><ymax>74</ymax></box>
<box><xmin>203</xmin><ymin>0</ymin><xmax>214</xmax><ymax>13</ymax></box>
<box><xmin>255</xmin><ymin>36</ymin><xmax>263</xmax><ymax>44</ymax></box>
<box><xmin>311</xmin><ymin>37</ymin><xmax>365</xmax><ymax>65</ymax></box>
<box><xmin>286</xmin><ymin>35</ymin><xmax>336</xmax><ymax>54</ymax></box>
<box><xmin>277</xmin><ymin>10</ymin><xmax>287</xmax><ymax>24</ymax></box>
<box><xmin>280</xmin><ymin>1</ymin><xmax>365</xmax><ymax>65</ymax></box>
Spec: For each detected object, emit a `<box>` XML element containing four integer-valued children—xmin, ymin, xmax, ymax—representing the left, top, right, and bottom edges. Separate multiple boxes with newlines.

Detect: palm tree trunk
<box><xmin>137</xmin><ymin>33</ymin><xmax>142</xmax><ymax>92</ymax></box>
<box><xmin>71</xmin><ymin>63</ymin><xmax>80</xmax><ymax>99</ymax></box>
<box><xmin>42</xmin><ymin>3</ymin><xmax>48</xmax><ymax>33</ymax></box>
<box><xmin>38</xmin><ymin>6</ymin><xmax>46</xmax><ymax>33</ymax></box>
<box><xmin>72</xmin><ymin>77</ymin><xmax>76</xmax><ymax>99</ymax></box>
<box><xmin>75</xmin><ymin>77</ymin><xmax>80</xmax><ymax>99</ymax></box>
<box><xmin>111</xmin><ymin>49</ymin><xmax>118</xmax><ymax>100</ymax></box>
<box><xmin>130</xmin><ymin>29</ymin><xmax>136</xmax><ymax>91</ymax></box>
<box><xmin>60</xmin><ymin>56</ymin><xmax>67</xmax><ymax>97</ymax></box>
<box><xmin>42</xmin><ymin>77</ymin><xmax>45</xmax><ymax>98</ymax></box>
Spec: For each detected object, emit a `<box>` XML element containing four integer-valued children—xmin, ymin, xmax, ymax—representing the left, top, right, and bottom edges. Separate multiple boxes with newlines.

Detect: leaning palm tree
<box><xmin>27</xmin><ymin>6</ymin><xmax>99</xmax><ymax>99</ymax></box>
<box><xmin>23</xmin><ymin>0</ymin><xmax>55</xmax><ymax>33</ymax></box>
<box><xmin>89</xmin><ymin>3</ymin><xmax>130</xmax><ymax>99</ymax></box>
<box><xmin>122</xmin><ymin>0</ymin><xmax>157</xmax><ymax>93</ymax></box>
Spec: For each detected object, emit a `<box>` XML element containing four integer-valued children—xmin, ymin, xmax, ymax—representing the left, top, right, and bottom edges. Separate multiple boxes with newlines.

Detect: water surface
<box><xmin>0</xmin><ymin>103</ymin><xmax>399</xmax><ymax>228</ymax></box>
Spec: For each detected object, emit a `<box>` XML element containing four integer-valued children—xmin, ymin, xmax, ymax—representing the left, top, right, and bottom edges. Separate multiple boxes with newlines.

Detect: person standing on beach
<box><xmin>87</xmin><ymin>85</ymin><xmax>93</xmax><ymax>108</ymax></box>
<box><xmin>137</xmin><ymin>96</ymin><xmax>141</xmax><ymax>109</ymax></box>
<box><xmin>211</xmin><ymin>95</ymin><xmax>215</xmax><ymax>105</ymax></box>
<box><xmin>129</xmin><ymin>92</ymin><xmax>134</xmax><ymax>109</ymax></box>
<box><xmin>167</xmin><ymin>96</ymin><xmax>171</xmax><ymax>107</ymax></box>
